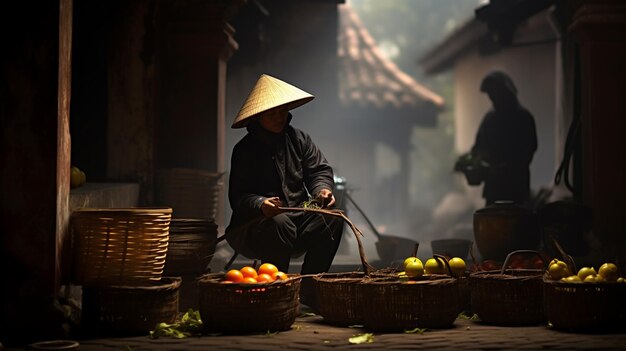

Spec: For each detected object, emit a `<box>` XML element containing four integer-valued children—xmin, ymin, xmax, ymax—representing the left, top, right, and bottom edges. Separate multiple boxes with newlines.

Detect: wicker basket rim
<box><xmin>471</xmin><ymin>269</ymin><xmax>543</xmax><ymax>280</ymax></box>
<box><xmin>361</xmin><ymin>275</ymin><xmax>457</xmax><ymax>285</ymax></box>
<box><xmin>543</xmin><ymin>278</ymin><xmax>626</xmax><ymax>286</ymax></box>
<box><xmin>73</xmin><ymin>207</ymin><xmax>173</xmax><ymax>214</ymax></box>
<box><xmin>83</xmin><ymin>276</ymin><xmax>182</xmax><ymax>290</ymax></box>
<box><xmin>198</xmin><ymin>273</ymin><xmax>302</xmax><ymax>286</ymax></box>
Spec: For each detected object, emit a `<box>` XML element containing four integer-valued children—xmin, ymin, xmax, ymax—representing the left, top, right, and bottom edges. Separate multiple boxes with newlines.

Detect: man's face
<box><xmin>259</xmin><ymin>106</ymin><xmax>289</xmax><ymax>133</ymax></box>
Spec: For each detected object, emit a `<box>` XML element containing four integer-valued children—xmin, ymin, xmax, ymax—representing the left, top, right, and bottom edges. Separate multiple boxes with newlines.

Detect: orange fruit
<box><xmin>240</xmin><ymin>266</ymin><xmax>258</xmax><ymax>279</ymax></box>
<box><xmin>225</xmin><ymin>269</ymin><xmax>244</xmax><ymax>283</ymax></box>
<box><xmin>258</xmin><ymin>263</ymin><xmax>279</xmax><ymax>277</ymax></box>
<box><xmin>257</xmin><ymin>273</ymin><xmax>274</xmax><ymax>283</ymax></box>
<box><xmin>272</xmin><ymin>271</ymin><xmax>288</xmax><ymax>281</ymax></box>
<box><xmin>241</xmin><ymin>277</ymin><xmax>258</xmax><ymax>284</ymax></box>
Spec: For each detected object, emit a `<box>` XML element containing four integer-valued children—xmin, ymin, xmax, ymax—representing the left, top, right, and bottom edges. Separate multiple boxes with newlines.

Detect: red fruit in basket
<box><xmin>531</xmin><ymin>257</ymin><xmax>544</xmax><ymax>269</ymax></box>
<box><xmin>258</xmin><ymin>263</ymin><xmax>279</xmax><ymax>277</ymax></box>
<box><xmin>272</xmin><ymin>271</ymin><xmax>288</xmax><ymax>281</ymax></box>
<box><xmin>257</xmin><ymin>273</ymin><xmax>274</xmax><ymax>283</ymax></box>
<box><xmin>225</xmin><ymin>269</ymin><xmax>244</xmax><ymax>283</ymax></box>
<box><xmin>240</xmin><ymin>266</ymin><xmax>258</xmax><ymax>279</ymax></box>
<box><xmin>242</xmin><ymin>277</ymin><xmax>258</xmax><ymax>284</ymax></box>
<box><xmin>481</xmin><ymin>260</ymin><xmax>499</xmax><ymax>271</ymax></box>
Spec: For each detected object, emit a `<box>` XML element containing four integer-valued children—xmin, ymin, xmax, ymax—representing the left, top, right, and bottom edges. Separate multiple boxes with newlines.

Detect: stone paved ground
<box><xmin>71</xmin><ymin>315</ymin><xmax>626</xmax><ymax>351</ymax></box>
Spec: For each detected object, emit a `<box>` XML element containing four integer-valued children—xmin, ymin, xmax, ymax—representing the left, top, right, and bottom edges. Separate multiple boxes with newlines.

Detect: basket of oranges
<box><xmin>469</xmin><ymin>250</ymin><xmax>547</xmax><ymax>326</ymax></box>
<box><xmin>197</xmin><ymin>263</ymin><xmax>301</xmax><ymax>333</ymax></box>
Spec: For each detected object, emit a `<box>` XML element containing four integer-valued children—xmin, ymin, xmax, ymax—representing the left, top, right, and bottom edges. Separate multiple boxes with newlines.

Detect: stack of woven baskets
<box><xmin>164</xmin><ymin>218</ymin><xmax>218</xmax><ymax>277</ymax></box>
<box><xmin>155</xmin><ymin>168</ymin><xmax>224</xmax><ymax>220</ymax></box>
<box><xmin>71</xmin><ymin>207</ymin><xmax>180</xmax><ymax>336</ymax></box>
<box><xmin>156</xmin><ymin>168</ymin><xmax>222</xmax><ymax>277</ymax></box>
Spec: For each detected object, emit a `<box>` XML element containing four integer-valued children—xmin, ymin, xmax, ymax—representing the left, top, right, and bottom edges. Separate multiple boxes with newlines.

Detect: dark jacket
<box><xmin>472</xmin><ymin>106</ymin><xmax>537</xmax><ymax>203</ymax></box>
<box><xmin>226</xmin><ymin>115</ymin><xmax>335</xmax><ymax>232</ymax></box>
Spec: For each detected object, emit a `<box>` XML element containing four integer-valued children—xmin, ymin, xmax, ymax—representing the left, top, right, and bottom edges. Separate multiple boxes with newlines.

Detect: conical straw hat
<box><xmin>231</xmin><ymin>74</ymin><xmax>315</xmax><ymax>129</ymax></box>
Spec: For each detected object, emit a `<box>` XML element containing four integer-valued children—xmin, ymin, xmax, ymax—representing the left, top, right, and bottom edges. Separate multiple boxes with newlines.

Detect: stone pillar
<box><xmin>155</xmin><ymin>1</ymin><xmax>238</xmax><ymax>228</ymax></box>
<box><xmin>0</xmin><ymin>0</ymin><xmax>73</xmax><ymax>344</ymax></box>
<box><xmin>570</xmin><ymin>0</ymin><xmax>626</xmax><ymax>261</ymax></box>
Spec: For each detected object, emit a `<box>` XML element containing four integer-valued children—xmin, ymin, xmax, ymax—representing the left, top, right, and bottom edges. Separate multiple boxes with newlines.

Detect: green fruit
<box><xmin>598</xmin><ymin>263</ymin><xmax>619</xmax><ymax>281</ymax></box>
<box><xmin>70</xmin><ymin>166</ymin><xmax>82</xmax><ymax>188</ymax></box>
<box><xmin>424</xmin><ymin>257</ymin><xmax>445</xmax><ymax>275</ymax></box>
<box><xmin>403</xmin><ymin>257</ymin><xmax>419</xmax><ymax>271</ymax></box>
<box><xmin>561</xmin><ymin>275</ymin><xmax>581</xmax><ymax>283</ymax></box>
<box><xmin>405</xmin><ymin>258</ymin><xmax>424</xmax><ymax>278</ymax></box>
<box><xmin>448</xmin><ymin>257</ymin><xmax>466</xmax><ymax>277</ymax></box>
<box><xmin>548</xmin><ymin>259</ymin><xmax>571</xmax><ymax>280</ymax></box>
<box><xmin>577</xmin><ymin>267</ymin><xmax>597</xmax><ymax>281</ymax></box>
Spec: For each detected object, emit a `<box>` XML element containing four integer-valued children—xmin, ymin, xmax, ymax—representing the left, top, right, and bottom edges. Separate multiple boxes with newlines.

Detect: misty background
<box><xmin>219</xmin><ymin>0</ymin><xmax>535</xmax><ymax>264</ymax></box>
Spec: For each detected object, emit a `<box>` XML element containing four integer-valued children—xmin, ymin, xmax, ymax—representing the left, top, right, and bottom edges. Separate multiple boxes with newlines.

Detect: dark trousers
<box><xmin>245</xmin><ymin>212</ymin><xmax>343</xmax><ymax>274</ymax></box>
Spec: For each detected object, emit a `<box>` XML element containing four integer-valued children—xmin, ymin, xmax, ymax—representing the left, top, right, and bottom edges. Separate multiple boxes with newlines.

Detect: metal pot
<box><xmin>375</xmin><ymin>234</ymin><xmax>419</xmax><ymax>264</ymax></box>
<box><xmin>473</xmin><ymin>201</ymin><xmax>541</xmax><ymax>261</ymax></box>
<box><xmin>344</xmin><ymin>192</ymin><xmax>418</xmax><ymax>266</ymax></box>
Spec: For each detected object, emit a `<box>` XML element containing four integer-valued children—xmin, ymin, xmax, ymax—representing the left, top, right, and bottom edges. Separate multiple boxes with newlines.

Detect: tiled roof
<box><xmin>338</xmin><ymin>4</ymin><xmax>444</xmax><ymax>112</ymax></box>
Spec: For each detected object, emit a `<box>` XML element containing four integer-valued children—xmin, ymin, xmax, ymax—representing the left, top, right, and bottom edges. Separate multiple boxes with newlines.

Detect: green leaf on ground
<box><xmin>349</xmin><ymin>333</ymin><xmax>374</xmax><ymax>344</ymax></box>
<box><xmin>404</xmin><ymin>327</ymin><xmax>427</xmax><ymax>334</ymax></box>
<box><xmin>149</xmin><ymin>309</ymin><xmax>203</xmax><ymax>339</ymax></box>
<box><xmin>457</xmin><ymin>312</ymin><xmax>479</xmax><ymax>321</ymax></box>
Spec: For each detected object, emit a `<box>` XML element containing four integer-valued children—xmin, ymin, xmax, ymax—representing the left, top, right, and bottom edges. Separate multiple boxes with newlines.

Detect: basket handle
<box><xmin>500</xmin><ymin>250</ymin><xmax>547</xmax><ymax>275</ymax></box>
<box><xmin>548</xmin><ymin>235</ymin><xmax>577</xmax><ymax>274</ymax></box>
<box><xmin>433</xmin><ymin>254</ymin><xmax>454</xmax><ymax>277</ymax></box>
<box><xmin>410</xmin><ymin>242</ymin><xmax>419</xmax><ymax>257</ymax></box>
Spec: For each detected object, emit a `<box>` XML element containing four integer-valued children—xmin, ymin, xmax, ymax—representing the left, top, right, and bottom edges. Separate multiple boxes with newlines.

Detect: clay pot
<box><xmin>473</xmin><ymin>201</ymin><xmax>541</xmax><ymax>261</ymax></box>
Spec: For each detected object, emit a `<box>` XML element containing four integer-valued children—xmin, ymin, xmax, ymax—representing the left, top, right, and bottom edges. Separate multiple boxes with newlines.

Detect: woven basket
<box><xmin>360</xmin><ymin>275</ymin><xmax>460</xmax><ymax>331</ymax></box>
<box><xmin>156</xmin><ymin>168</ymin><xmax>224</xmax><ymax>219</ymax></box>
<box><xmin>198</xmin><ymin>273</ymin><xmax>301</xmax><ymax>333</ymax></box>
<box><xmin>164</xmin><ymin>218</ymin><xmax>218</xmax><ymax>276</ymax></box>
<box><xmin>543</xmin><ymin>279</ymin><xmax>626</xmax><ymax>331</ymax></box>
<box><xmin>313</xmin><ymin>272</ymin><xmax>367</xmax><ymax>326</ymax></box>
<box><xmin>469</xmin><ymin>250</ymin><xmax>546</xmax><ymax>326</ymax></box>
<box><xmin>71</xmin><ymin>207</ymin><xmax>172</xmax><ymax>286</ymax></box>
<box><xmin>81</xmin><ymin>277</ymin><xmax>181</xmax><ymax>336</ymax></box>
<box><xmin>470</xmin><ymin>269</ymin><xmax>544</xmax><ymax>325</ymax></box>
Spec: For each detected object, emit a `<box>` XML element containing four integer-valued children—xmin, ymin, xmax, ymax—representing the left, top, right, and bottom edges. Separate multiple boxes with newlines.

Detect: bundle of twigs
<box><xmin>278</xmin><ymin>206</ymin><xmax>375</xmax><ymax>275</ymax></box>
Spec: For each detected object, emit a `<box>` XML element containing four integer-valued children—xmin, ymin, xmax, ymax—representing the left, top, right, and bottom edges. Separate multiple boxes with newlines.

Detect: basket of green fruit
<box><xmin>543</xmin><ymin>256</ymin><xmax>626</xmax><ymax>331</ymax></box>
<box><xmin>359</xmin><ymin>255</ymin><xmax>461</xmax><ymax>331</ymax></box>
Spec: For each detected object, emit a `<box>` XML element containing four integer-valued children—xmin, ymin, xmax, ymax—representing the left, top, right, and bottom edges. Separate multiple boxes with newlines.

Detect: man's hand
<box><xmin>316</xmin><ymin>189</ymin><xmax>336</xmax><ymax>209</ymax></box>
<box><xmin>261</xmin><ymin>196</ymin><xmax>283</xmax><ymax>217</ymax></box>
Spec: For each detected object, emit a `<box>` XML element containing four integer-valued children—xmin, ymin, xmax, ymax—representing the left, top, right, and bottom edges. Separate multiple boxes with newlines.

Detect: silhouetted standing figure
<box><xmin>471</xmin><ymin>71</ymin><xmax>538</xmax><ymax>206</ymax></box>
